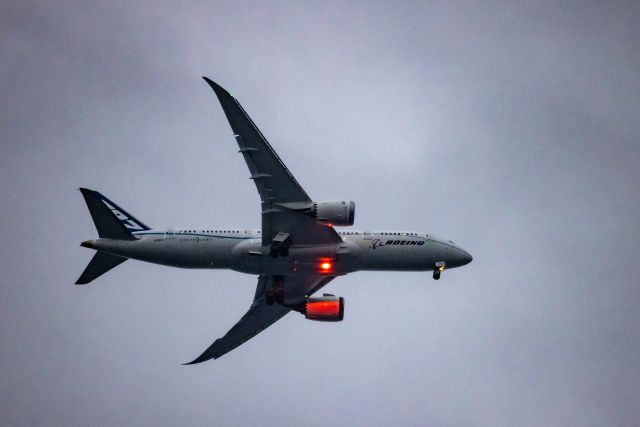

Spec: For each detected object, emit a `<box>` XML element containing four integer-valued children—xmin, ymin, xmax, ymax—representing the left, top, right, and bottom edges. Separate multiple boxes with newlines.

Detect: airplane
<box><xmin>76</xmin><ymin>77</ymin><xmax>473</xmax><ymax>364</ymax></box>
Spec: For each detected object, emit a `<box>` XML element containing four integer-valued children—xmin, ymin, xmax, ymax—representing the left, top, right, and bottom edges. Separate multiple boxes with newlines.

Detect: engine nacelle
<box><xmin>304</xmin><ymin>294</ymin><xmax>345</xmax><ymax>322</ymax></box>
<box><xmin>314</xmin><ymin>200</ymin><xmax>355</xmax><ymax>226</ymax></box>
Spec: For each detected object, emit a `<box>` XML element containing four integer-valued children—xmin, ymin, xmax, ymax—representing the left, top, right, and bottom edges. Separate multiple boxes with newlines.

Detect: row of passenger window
<box><xmin>335</xmin><ymin>231</ymin><xmax>419</xmax><ymax>237</ymax></box>
<box><xmin>179</xmin><ymin>230</ymin><xmax>249</xmax><ymax>234</ymax></box>
<box><xmin>177</xmin><ymin>229</ymin><xmax>418</xmax><ymax>237</ymax></box>
<box><xmin>379</xmin><ymin>232</ymin><xmax>418</xmax><ymax>236</ymax></box>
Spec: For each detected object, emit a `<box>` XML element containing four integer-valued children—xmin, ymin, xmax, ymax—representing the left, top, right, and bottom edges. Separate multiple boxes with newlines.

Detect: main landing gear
<box><xmin>269</xmin><ymin>232</ymin><xmax>291</xmax><ymax>258</ymax></box>
<box><xmin>265</xmin><ymin>275</ymin><xmax>285</xmax><ymax>305</ymax></box>
<box><xmin>264</xmin><ymin>277</ymin><xmax>309</xmax><ymax>314</ymax></box>
<box><xmin>433</xmin><ymin>261</ymin><xmax>445</xmax><ymax>280</ymax></box>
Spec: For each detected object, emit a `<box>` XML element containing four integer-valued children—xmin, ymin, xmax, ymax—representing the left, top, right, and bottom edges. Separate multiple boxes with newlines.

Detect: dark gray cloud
<box><xmin>2</xmin><ymin>1</ymin><xmax>639</xmax><ymax>425</ymax></box>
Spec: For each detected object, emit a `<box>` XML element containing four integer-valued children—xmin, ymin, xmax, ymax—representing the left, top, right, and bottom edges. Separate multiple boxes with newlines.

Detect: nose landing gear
<box><xmin>433</xmin><ymin>261</ymin><xmax>445</xmax><ymax>280</ymax></box>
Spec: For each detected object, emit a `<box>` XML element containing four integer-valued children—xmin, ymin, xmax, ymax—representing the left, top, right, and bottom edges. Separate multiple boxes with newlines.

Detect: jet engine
<box><xmin>313</xmin><ymin>200</ymin><xmax>355</xmax><ymax>226</ymax></box>
<box><xmin>303</xmin><ymin>294</ymin><xmax>344</xmax><ymax>321</ymax></box>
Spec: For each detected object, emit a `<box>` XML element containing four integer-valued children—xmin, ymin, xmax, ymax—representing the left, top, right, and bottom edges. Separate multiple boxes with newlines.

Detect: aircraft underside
<box><xmin>75</xmin><ymin>77</ymin><xmax>472</xmax><ymax>363</ymax></box>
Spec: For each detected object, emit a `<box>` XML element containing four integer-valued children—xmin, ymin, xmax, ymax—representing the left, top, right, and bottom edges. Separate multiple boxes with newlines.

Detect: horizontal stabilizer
<box><xmin>76</xmin><ymin>252</ymin><xmax>127</xmax><ymax>285</ymax></box>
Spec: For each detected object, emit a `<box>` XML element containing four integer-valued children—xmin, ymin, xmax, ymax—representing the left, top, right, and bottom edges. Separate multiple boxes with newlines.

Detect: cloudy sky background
<box><xmin>2</xmin><ymin>1</ymin><xmax>639</xmax><ymax>425</ymax></box>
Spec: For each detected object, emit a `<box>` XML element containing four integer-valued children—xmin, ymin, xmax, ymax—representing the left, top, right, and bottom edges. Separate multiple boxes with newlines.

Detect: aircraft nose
<box><xmin>446</xmin><ymin>245</ymin><xmax>473</xmax><ymax>267</ymax></box>
<box><xmin>459</xmin><ymin>249</ymin><xmax>473</xmax><ymax>266</ymax></box>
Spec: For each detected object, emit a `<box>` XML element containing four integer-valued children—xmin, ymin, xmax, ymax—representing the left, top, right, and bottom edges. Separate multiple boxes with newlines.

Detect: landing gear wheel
<box><xmin>274</xmin><ymin>289</ymin><xmax>284</xmax><ymax>304</ymax></box>
<box><xmin>266</xmin><ymin>287</ymin><xmax>285</xmax><ymax>304</ymax></box>
<box><xmin>266</xmin><ymin>276</ymin><xmax>285</xmax><ymax>305</ymax></box>
<box><xmin>433</xmin><ymin>270</ymin><xmax>441</xmax><ymax>280</ymax></box>
<box><xmin>269</xmin><ymin>242</ymin><xmax>290</xmax><ymax>258</ymax></box>
<box><xmin>270</xmin><ymin>242</ymin><xmax>281</xmax><ymax>258</ymax></box>
<box><xmin>269</xmin><ymin>233</ymin><xmax>292</xmax><ymax>258</ymax></box>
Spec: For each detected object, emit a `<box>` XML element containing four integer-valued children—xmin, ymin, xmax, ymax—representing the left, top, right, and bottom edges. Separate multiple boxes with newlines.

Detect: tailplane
<box><xmin>76</xmin><ymin>252</ymin><xmax>127</xmax><ymax>284</ymax></box>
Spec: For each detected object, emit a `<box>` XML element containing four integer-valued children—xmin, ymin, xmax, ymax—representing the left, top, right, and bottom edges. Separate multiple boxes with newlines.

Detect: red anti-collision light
<box><xmin>317</xmin><ymin>258</ymin><xmax>334</xmax><ymax>274</ymax></box>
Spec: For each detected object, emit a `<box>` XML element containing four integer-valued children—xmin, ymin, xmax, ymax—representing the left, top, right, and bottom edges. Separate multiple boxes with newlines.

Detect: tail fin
<box><xmin>79</xmin><ymin>188</ymin><xmax>150</xmax><ymax>240</ymax></box>
<box><xmin>75</xmin><ymin>252</ymin><xmax>127</xmax><ymax>284</ymax></box>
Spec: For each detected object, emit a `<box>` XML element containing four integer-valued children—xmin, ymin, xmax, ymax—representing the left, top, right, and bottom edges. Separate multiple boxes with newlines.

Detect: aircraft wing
<box><xmin>203</xmin><ymin>77</ymin><xmax>341</xmax><ymax>246</ymax></box>
<box><xmin>184</xmin><ymin>274</ymin><xmax>335</xmax><ymax>364</ymax></box>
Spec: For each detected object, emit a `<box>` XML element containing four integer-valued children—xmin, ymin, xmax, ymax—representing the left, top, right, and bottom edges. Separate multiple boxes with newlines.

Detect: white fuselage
<box><xmin>85</xmin><ymin>228</ymin><xmax>473</xmax><ymax>277</ymax></box>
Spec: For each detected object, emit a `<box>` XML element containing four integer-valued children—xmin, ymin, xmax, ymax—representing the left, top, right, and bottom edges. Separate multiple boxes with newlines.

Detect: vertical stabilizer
<box><xmin>79</xmin><ymin>188</ymin><xmax>150</xmax><ymax>240</ymax></box>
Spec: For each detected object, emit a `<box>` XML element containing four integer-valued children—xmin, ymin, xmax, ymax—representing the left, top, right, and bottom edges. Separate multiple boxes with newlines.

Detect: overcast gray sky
<box><xmin>2</xmin><ymin>1</ymin><xmax>640</xmax><ymax>425</ymax></box>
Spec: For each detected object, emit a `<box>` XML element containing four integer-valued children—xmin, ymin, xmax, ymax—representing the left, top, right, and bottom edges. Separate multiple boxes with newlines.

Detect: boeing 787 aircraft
<box><xmin>76</xmin><ymin>77</ymin><xmax>472</xmax><ymax>363</ymax></box>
